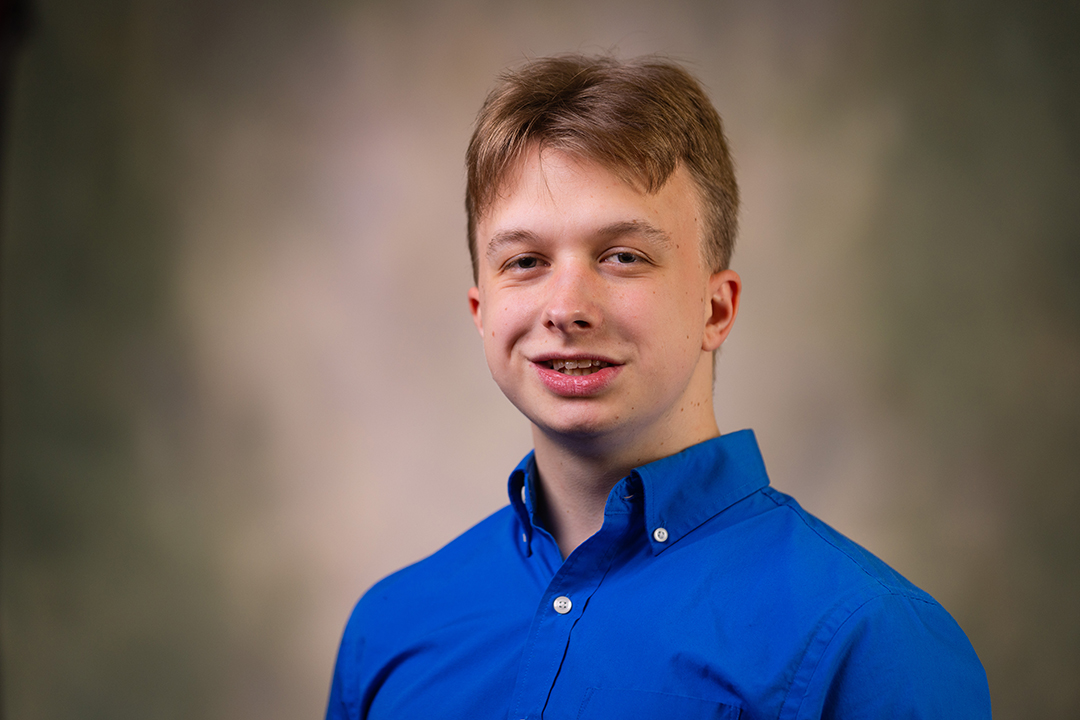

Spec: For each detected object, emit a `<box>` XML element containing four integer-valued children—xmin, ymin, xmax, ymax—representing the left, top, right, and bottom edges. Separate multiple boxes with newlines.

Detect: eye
<box><xmin>603</xmin><ymin>250</ymin><xmax>646</xmax><ymax>265</ymax></box>
<box><xmin>503</xmin><ymin>254</ymin><xmax>545</xmax><ymax>272</ymax></box>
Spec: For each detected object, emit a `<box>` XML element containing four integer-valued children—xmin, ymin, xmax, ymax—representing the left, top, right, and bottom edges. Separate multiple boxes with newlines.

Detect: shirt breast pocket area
<box><xmin>576</xmin><ymin>687</ymin><xmax>742</xmax><ymax>719</ymax></box>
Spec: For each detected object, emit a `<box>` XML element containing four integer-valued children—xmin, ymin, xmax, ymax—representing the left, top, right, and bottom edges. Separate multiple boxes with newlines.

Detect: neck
<box><xmin>530</xmin><ymin>392</ymin><xmax>720</xmax><ymax>559</ymax></box>
<box><xmin>529</xmin><ymin>441</ymin><xmax>627</xmax><ymax>559</ymax></box>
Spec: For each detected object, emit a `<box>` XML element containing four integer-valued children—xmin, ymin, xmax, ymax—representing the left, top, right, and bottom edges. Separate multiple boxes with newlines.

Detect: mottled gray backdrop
<box><xmin>3</xmin><ymin>0</ymin><xmax>1078</xmax><ymax>718</ymax></box>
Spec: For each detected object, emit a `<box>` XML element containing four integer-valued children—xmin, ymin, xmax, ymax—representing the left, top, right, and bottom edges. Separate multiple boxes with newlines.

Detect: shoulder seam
<box><xmin>760</xmin><ymin>489</ymin><xmax>930</xmax><ymax>602</ymax></box>
<box><xmin>780</xmin><ymin>589</ymin><xmax>945</xmax><ymax>720</ymax></box>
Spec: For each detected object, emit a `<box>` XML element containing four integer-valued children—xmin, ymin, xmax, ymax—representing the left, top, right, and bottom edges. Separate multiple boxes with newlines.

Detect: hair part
<box><xmin>466</xmin><ymin>54</ymin><xmax>739</xmax><ymax>283</ymax></box>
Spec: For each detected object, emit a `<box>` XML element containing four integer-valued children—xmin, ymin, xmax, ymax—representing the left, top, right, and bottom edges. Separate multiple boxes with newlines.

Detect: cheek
<box><xmin>625</xmin><ymin>284</ymin><xmax>694</xmax><ymax>325</ymax></box>
<box><xmin>629</xmin><ymin>288</ymin><xmax>706</xmax><ymax>349</ymax></box>
<box><xmin>481</xmin><ymin>296</ymin><xmax>531</xmax><ymax>351</ymax></box>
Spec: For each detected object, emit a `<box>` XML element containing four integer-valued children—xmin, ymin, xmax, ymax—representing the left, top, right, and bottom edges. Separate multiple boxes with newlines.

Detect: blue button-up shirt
<box><xmin>327</xmin><ymin>430</ymin><xmax>989</xmax><ymax>719</ymax></box>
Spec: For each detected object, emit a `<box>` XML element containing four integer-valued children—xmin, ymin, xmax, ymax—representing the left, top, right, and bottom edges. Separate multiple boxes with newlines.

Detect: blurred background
<box><xmin>2</xmin><ymin>0</ymin><xmax>1078</xmax><ymax>717</ymax></box>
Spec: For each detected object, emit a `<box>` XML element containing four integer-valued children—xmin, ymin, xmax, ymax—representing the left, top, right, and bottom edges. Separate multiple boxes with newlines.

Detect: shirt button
<box><xmin>553</xmin><ymin>595</ymin><xmax>572</xmax><ymax>614</ymax></box>
<box><xmin>652</xmin><ymin>527</ymin><xmax>669</xmax><ymax>543</ymax></box>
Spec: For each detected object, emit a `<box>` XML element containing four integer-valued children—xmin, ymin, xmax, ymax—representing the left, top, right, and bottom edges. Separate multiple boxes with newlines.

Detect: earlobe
<box><xmin>468</xmin><ymin>286</ymin><xmax>484</xmax><ymax>338</ymax></box>
<box><xmin>702</xmin><ymin>269</ymin><xmax>741</xmax><ymax>351</ymax></box>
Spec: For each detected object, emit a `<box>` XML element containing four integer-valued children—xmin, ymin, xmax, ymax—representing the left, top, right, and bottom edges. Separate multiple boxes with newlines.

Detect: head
<box><xmin>465</xmin><ymin>54</ymin><xmax>738</xmax><ymax>283</ymax></box>
<box><xmin>465</xmin><ymin>55</ymin><xmax>742</xmax><ymax>461</ymax></box>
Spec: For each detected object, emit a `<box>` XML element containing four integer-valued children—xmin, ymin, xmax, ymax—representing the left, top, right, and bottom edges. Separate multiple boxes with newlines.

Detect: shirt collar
<box><xmin>633</xmin><ymin>429</ymin><xmax>770</xmax><ymax>555</ymax></box>
<box><xmin>508</xmin><ymin>452</ymin><xmax>539</xmax><ymax>551</ymax></box>
<box><xmin>506</xmin><ymin>429</ymin><xmax>770</xmax><ymax>556</ymax></box>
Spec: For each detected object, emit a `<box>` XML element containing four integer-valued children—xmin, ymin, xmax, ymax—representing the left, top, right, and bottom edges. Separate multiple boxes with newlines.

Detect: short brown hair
<box><xmin>465</xmin><ymin>54</ymin><xmax>738</xmax><ymax>282</ymax></box>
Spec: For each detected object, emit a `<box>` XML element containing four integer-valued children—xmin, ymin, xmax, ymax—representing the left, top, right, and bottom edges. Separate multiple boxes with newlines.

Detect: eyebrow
<box><xmin>485</xmin><ymin>229</ymin><xmax>540</xmax><ymax>262</ymax></box>
<box><xmin>485</xmin><ymin>221</ymin><xmax>673</xmax><ymax>262</ymax></box>
<box><xmin>594</xmin><ymin>220</ymin><xmax>674</xmax><ymax>249</ymax></box>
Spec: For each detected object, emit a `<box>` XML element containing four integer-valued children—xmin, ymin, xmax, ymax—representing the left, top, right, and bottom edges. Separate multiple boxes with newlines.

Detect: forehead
<box><xmin>476</xmin><ymin>148</ymin><xmax>705</xmax><ymax>255</ymax></box>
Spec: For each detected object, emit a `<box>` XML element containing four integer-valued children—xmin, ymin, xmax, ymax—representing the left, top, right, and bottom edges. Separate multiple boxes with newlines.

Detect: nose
<box><xmin>542</xmin><ymin>262</ymin><xmax>601</xmax><ymax>333</ymax></box>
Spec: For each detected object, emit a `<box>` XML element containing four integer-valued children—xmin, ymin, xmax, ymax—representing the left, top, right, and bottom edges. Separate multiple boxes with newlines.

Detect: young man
<box><xmin>327</xmin><ymin>55</ymin><xmax>990</xmax><ymax>719</ymax></box>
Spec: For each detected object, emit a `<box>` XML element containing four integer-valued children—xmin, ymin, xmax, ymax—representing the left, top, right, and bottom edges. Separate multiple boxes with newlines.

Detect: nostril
<box><xmin>573</xmin><ymin>320</ymin><xmax>590</xmax><ymax>328</ymax></box>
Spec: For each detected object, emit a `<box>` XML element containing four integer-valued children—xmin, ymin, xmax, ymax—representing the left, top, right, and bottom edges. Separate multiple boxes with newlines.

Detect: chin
<box><xmin>527</xmin><ymin>408</ymin><xmax>628</xmax><ymax>444</ymax></box>
<box><xmin>508</xmin><ymin>390</ymin><xmax>638</xmax><ymax>444</ymax></box>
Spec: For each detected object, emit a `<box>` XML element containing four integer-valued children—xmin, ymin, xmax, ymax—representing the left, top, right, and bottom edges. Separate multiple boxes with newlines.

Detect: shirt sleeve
<box><xmin>793</xmin><ymin>591</ymin><xmax>991</xmax><ymax>719</ymax></box>
<box><xmin>325</xmin><ymin>602</ymin><xmax>367</xmax><ymax>720</ymax></box>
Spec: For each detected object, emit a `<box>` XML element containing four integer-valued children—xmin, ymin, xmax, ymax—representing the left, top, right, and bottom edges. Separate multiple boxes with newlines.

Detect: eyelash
<box><xmin>506</xmin><ymin>255</ymin><xmax>544</xmax><ymax>271</ymax></box>
<box><xmin>605</xmin><ymin>251</ymin><xmax>642</xmax><ymax>264</ymax></box>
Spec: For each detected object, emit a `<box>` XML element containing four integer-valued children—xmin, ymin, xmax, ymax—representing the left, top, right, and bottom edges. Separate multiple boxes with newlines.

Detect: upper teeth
<box><xmin>551</xmin><ymin>359</ymin><xmax>610</xmax><ymax>373</ymax></box>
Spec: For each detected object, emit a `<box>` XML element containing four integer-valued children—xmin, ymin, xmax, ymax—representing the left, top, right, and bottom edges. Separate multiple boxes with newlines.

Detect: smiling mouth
<box><xmin>544</xmin><ymin>359</ymin><xmax>613</xmax><ymax>376</ymax></box>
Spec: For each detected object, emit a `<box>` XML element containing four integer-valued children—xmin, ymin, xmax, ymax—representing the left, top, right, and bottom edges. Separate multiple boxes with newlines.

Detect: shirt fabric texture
<box><xmin>326</xmin><ymin>429</ymin><xmax>990</xmax><ymax>719</ymax></box>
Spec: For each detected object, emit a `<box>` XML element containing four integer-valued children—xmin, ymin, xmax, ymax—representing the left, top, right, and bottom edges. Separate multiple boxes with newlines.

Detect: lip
<box><xmin>530</xmin><ymin>354</ymin><xmax>622</xmax><ymax>397</ymax></box>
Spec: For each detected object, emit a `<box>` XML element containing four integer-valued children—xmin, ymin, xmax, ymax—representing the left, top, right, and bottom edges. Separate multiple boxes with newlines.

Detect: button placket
<box><xmin>508</xmin><ymin>495</ymin><xmax>635</xmax><ymax>720</ymax></box>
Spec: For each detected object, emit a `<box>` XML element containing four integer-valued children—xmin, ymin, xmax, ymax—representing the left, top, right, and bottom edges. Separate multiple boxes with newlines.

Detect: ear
<box><xmin>468</xmin><ymin>286</ymin><xmax>484</xmax><ymax>338</ymax></box>
<box><xmin>702</xmin><ymin>269</ymin><xmax>741</xmax><ymax>351</ymax></box>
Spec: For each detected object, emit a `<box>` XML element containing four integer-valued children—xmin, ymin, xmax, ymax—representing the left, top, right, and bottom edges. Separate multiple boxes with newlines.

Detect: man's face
<box><xmin>468</xmin><ymin>148</ymin><xmax>739</xmax><ymax>456</ymax></box>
